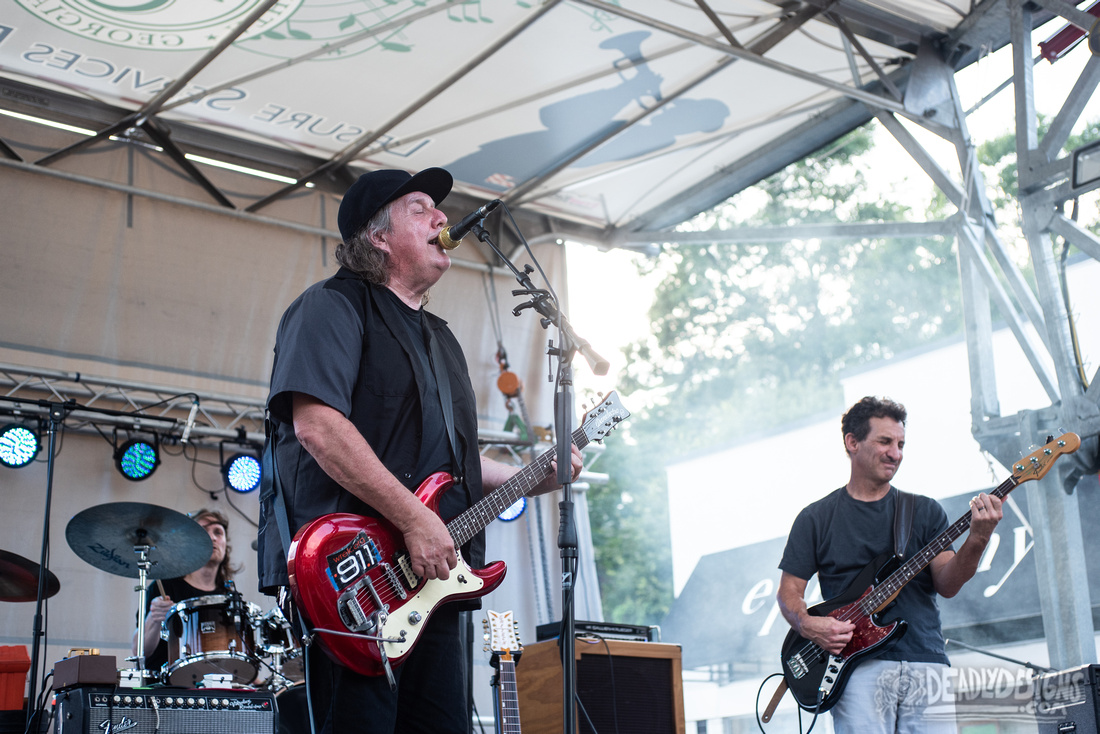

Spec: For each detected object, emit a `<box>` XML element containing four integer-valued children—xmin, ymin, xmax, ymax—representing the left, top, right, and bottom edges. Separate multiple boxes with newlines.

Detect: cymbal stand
<box><xmin>122</xmin><ymin>540</ymin><xmax>157</xmax><ymax>688</ymax></box>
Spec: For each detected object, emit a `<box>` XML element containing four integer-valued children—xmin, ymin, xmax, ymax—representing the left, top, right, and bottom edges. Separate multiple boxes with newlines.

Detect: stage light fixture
<box><xmin>0</xmin><ymin>423</ymin><xmax>40</xmax><ymax>468</ymax></box>
<box><xmin>223</xmin><ymin>452</ymin><xmax>262</xmax><ymax>493</ymax></box>
<box><xmin>114</xmin><ymin>435</ymin><xmax>160</xmax><ymax>481</ymax></box>
<box><xmin>497</xmin><ymin>496</ymin><xmax>527</xmax><ymax>522</ymax></box>
<box><xmin>1071</xmin><ymin>139</ymin><xmax>1100</xmax><ymax>192</ymax></box>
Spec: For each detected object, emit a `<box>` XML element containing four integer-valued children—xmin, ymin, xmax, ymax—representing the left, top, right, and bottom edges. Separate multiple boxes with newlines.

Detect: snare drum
<box><xmin>256</xmin><ymin>605</ymin><xmax>304</xmax><ymax>682</ymax></box>
<box><xmin>161</xmin><ymin>593</ymin><xmax>260</xmax><ymax>686</ymax></box>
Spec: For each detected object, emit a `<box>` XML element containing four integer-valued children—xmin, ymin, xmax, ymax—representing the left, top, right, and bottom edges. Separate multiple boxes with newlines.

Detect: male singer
<box><xmin>258</xmin><ymin>167</ymin><xmax>582</xmax><ymax>733</ymax></box>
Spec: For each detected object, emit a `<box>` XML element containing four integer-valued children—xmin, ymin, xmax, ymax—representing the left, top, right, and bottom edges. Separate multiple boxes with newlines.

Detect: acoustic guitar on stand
<box><xmin>287</xmin><ymin>392</ymin><xmax>629</xmax><ymax>684</ymax></box>
<box><xmin>780</xmin><ymin>433</ymin><xmax>1080</xmax><ymax>712</ymax></box>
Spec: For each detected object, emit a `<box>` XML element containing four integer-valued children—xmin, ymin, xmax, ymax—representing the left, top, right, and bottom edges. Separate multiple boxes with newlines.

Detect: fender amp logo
<box><xmin>15</xmin><ymin>0</ymin><xmax>304</xmax><ymax>50</ymax></box>
<box><xmin>97</xmin><ymin>716</ymin><xmax>136</xmax><ymax>734</ymax></box>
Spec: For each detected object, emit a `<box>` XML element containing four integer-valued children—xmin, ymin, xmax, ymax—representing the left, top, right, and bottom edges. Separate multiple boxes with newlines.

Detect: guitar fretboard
<box><xmin>498</xmin><ymin>658</ymin><xmax>521</xmax><ymax>734</ymax></box>
<box><xmin>447</xmin><ymin>425</ymin><xmax>591</xmax><ymax>548</ymax></box>
<box><xmin>857</xmin><ymin>475</ymin><xmax>1019</xmax><ymax>617</ymax></box>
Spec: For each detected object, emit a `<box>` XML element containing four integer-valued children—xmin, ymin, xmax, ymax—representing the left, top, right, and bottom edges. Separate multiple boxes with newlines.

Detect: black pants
<box><xmin>305</xmin><ymin>605</ymin><xmax>468</xmax><ymax>734</ymax></box>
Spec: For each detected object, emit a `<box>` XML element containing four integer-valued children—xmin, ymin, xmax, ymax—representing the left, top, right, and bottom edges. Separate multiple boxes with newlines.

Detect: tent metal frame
<box><xmin>2</xmin><ymin>0</ymin><xmax>1098</xmax><ymax>668</ymax></box>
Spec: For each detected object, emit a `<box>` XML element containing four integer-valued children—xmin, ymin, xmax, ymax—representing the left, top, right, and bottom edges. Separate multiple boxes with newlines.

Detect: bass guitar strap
<box><xmin>893</xmin><ymin>488</ymin><xmax>916</xmax><ymax>559</ymax></box>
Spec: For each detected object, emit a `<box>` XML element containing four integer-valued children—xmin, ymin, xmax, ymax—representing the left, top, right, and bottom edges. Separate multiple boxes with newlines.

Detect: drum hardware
<box><xmin>64</xmin><ymin>502</ymin><xmax>214</xmax><ymax>688</ymax></box>
<box><xmin>254</xmin><ymin>605</ymin><xmax>306</xmax><ymax>690</ymax></box>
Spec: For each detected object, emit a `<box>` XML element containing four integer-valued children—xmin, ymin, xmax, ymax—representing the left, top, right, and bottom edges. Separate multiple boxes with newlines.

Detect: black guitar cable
<box><xmin>754</xmin><ymin>673</ymin><xmax>784</xmax><ymax>733</ymax></box>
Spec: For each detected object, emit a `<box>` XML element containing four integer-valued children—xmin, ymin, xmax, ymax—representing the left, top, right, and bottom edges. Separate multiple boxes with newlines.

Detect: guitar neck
<box><xmin>448</xmin><ymin>425</ymin><xmax>591</xmax><ymax>548</ymax></box>
<box><xmin>498</xmin><ymin>658</ymin><xmax>521</xmax><ymax>734</ymax></box>
<box><xmin>863</xmin><ymin>475</ymin><xmax>1018</xmax><ymax>612</ymax></box>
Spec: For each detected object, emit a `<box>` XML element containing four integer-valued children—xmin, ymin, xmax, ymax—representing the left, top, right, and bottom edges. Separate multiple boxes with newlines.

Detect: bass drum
<box><xmin>275</xmin><ymin>683</ymin><xmax>311</xmax><ymax>734</ymax></box>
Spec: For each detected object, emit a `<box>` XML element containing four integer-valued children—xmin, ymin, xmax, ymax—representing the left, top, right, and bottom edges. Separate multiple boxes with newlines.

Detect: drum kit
<box><xmin>51</xmin><ymin>501</ymin><xmax>305</xmax><ymax>691</ymax></box>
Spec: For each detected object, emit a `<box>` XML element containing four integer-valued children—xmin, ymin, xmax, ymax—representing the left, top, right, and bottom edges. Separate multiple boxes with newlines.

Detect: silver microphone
<box><xmin>180</xmin><ymin>398</ymin><xmax>199</xmax><ymax>444</ymax></box>
<box><xmin>438</xmin><ymin>199</ymin><xmax>501</xmax><ymax>250</ymax></box>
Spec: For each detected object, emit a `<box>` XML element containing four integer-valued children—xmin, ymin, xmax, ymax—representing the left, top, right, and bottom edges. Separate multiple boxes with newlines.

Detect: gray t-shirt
<box><xmin>779</xmin><ymin>486</ymin><xmax>952</xmax><ymax>664</ymax></box>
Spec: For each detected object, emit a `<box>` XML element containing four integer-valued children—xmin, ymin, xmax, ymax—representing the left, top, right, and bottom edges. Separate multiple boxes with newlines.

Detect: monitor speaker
<box><xmin>53</xmin><ymin>687</ymin><xmax>276</xmax><ymax>734</ymax></box>
<box><xmin>515</xmin><ymin>639</ymin><xmax>685</xmax><ymax>734</ymax></box>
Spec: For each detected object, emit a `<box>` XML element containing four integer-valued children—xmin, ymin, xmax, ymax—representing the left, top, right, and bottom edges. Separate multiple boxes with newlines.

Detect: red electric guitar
<box><xmin>780</xmin><ymin>432</ymin><xmax>1080</xmax><ymax>712</ymax></box>
<box><xmin>287</xmin><ymin>392</ymin><xmax>628</xmax><ymax>679</ymax></box>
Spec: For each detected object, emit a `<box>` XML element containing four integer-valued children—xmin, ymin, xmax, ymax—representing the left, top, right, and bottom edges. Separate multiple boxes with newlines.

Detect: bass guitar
<box><xmin>780</xmin><ymin>432</ymin><xmax>1080</xmax><ymax>712</ymax></box>
<box><xmin>484</xmin><ymin>610</ymin><xmax>523</xmax><ymax>734</ymax></box>
<box><xmin>287</xmin><ymin>392</ymin><xmax>629</xmax><ymax>680</ymax></box>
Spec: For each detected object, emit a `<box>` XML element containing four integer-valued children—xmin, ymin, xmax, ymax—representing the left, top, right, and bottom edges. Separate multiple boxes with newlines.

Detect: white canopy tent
<box><xmin>2</xmin><ymin>0</ymin><xmax>1100</xmax><ymax>728</ymax></box>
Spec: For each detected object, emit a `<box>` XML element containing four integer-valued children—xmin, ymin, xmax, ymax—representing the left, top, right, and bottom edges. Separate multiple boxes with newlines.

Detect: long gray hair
<box><xmin>334</xmin><ymin>200</ymin><xmax>395</xmax><ymax>285</ymax></box>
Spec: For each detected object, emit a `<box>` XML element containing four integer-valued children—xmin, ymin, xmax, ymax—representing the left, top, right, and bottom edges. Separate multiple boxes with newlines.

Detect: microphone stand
<box><xmin>466</xmin><ymin>222</ymin><xmax>606</xmax><ymax>734</ymax></box>
<box><xmin>26</xmin><ymin>401</ymin><xmax>69</xmax><ymax>734</ymax></box>
<box><xmin>944</xmin><ymin>638</ymin><xmax>1056</xmax><ymax>675</ymax></box>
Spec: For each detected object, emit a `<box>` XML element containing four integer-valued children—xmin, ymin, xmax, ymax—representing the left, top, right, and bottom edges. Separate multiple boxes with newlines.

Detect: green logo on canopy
<box><xmin>16</xmin><ymin>0</ymin><xmax>305</xmax><ymax>50</ymax></box>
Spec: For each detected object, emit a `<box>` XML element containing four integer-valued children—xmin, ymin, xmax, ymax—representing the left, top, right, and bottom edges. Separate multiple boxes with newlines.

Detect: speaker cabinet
<box><xmin>1035</xmin><ymin>665</ymin><xmax>1100</xmax><ymax>734</ymax></box>
<box><xmin>515</xmin><ymin>639</ymin><xmax>685</xmax><ymax>734</ymax></box>
<box><xmin>53</xmin><ymin>687</ymin><xmax>276</xmax><ymax>734</ymax></box>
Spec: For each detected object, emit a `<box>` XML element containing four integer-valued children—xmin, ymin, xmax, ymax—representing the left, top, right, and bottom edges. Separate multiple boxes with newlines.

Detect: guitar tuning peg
<box><xmin>483</xmin><ymin>633</ymin><xmax>490</xmax><ymax>642</ymax></box>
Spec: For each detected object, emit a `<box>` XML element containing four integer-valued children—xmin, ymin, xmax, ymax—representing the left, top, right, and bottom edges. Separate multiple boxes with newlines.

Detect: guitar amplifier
<box><xmin>52</xmin><ymin>687</ymin><xmax>276</xmax><ymax>734</ymax></box>
<box><xmin>1035</xmin><ymin>665</ymin><xmax>1100</xmax><ymax>734</ymax></box>
<box><xmin>535</xmin><ymin>620</ymin><xmax>660</xmax><ymax>642</ymax></box>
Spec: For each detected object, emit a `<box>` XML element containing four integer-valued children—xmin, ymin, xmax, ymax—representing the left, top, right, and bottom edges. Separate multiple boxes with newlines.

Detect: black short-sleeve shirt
<box><xmin>779</xmin><ymin>486</ymin><xmax>952</xmax><ymax>664</ymax></box>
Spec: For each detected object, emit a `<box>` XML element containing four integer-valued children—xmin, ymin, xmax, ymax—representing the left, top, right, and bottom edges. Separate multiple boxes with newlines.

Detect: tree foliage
<box><xmin>588</xmin><ymin>124</ymin><xmax>968</xmax><ymax>625</ymax></box>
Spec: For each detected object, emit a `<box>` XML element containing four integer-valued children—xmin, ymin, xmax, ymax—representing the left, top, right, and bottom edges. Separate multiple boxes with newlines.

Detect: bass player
<box><xmin>257</xmin><ymin>167</ymin><xmax>581</xmax><ymax>734</ymax></box>
<box><xmin>777</xmin><ymin>396</ymin><xmax>1002</xmax><ymax>732</ymax></box>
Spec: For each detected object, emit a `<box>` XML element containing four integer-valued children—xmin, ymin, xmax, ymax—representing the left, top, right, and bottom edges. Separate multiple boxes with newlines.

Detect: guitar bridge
<box><xmin>786</xmin><ymin>654</ymin><xmax>810</xmax><ymax>680</ymax></box>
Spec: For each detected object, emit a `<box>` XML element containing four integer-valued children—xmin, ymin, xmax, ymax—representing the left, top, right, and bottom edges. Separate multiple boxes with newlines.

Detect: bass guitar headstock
<box><xmin>1011</xmin><ymin>433</ymin><xmax>1080</xmax><ymax>485</ymax></box>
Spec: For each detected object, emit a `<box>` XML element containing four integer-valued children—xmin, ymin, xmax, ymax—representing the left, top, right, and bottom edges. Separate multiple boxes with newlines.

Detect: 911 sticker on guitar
<box><xmin>326</xmin><ymin>532</ymin><xmax>382</xmax><ymax>591</ymax></box>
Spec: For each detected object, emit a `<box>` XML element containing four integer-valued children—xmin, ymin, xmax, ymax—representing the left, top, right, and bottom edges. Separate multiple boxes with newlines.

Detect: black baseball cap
<box><xmin>337</xmin><ymin>167</ymin><xmax>453</xmax><ymax>242</ymax></box>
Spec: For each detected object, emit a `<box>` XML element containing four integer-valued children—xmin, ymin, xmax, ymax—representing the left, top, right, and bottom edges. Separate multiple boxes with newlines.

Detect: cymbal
<box><xmin>65</xmin><ymin>503</ymin><xmax>213</xmax><ymax>580</ymax></box>
<box><xmin>0</xmin><ymin>549</ymin><xmax>60</xmax><ymax>602</ymax></box>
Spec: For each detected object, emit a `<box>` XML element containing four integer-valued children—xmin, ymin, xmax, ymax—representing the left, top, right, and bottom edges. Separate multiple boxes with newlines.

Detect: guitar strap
<box><xmin>262</xmin><ymin>417</ymin><xmax>313</xmax><ymax>638</ymax></box>
<box><xmin>893</xmin><ymin>488</ymin><xmax>916</xmax><ymax>559</ymax></box>
<box><xmin>425</xmin><ymin>323</ymin><xmax>466</xmax><ymax>494</ymax></box>
<box><xmin>262</xmin><ymin>417</ymin><xmax>294</xmax><ymax>570</ymax></box>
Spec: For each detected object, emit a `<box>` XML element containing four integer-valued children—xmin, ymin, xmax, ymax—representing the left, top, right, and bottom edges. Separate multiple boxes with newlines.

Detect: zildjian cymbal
<box><xmin>65</xmin><ymin>502</ymin><xmax>212</xmax><ymax>579</ymax></box>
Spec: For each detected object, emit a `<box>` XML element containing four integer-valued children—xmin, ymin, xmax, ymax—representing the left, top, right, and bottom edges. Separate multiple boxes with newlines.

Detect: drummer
<box><xmin>131</xmin><ymin>508</ymin><xmax>242</xmax><ymax>672</ymax></box>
